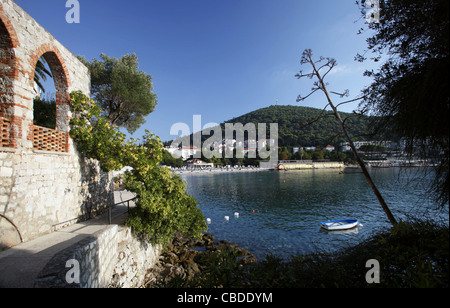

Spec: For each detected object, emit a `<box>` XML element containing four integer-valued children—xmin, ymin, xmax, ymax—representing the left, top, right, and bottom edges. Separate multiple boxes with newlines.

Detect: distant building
<box><xmin>224</xmin><ymin>139</ymin><xmax>236</xmax><ymax>147</ymax></box>
<box><xmin>165</xmin><ymin>146</ymin><xmax>201</xmax><ymax>160</ymax></box>
<box><xmin>257</xmin><ymin>139</ymin><xmax>276</xmax><ymax>149</ymax></box>
<box><xmin>243</xmin><ymin>147</ymin><xmax>257</xmax><ymax>157</ymax></box>
<box><xmin>340</xmin><ymin>141</ymin><xmax>394</xmax><ymax>152</ymax></box>
<box><xmin>185</xmin><ymin>159</ymin><xmax>214</xmax><ymax>169</ymax></box>
<box><xmin>323</xmin><ymin>145</ymin><xmax>335</xmax><ymax>152</ymax></box>
<box><xmin>303</xmin><ymin>146</ymin><xmax>316</xmax><ymax>151</ymax></box>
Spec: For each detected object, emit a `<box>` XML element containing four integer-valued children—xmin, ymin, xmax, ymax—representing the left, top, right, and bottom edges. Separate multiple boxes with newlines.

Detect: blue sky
<box><xmin>15</xmin><ymin>0</ymin><xmax>379</xmax><ymax>142</ymax></box>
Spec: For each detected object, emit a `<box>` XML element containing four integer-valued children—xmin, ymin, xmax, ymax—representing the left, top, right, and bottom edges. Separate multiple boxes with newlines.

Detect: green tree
<box><xmin>356</xmin><ymin>0</ymin><xmax>449</xmax><ymax>206</ymax></box>
<box><xmin>161</xmin><ymin>149</ymin><xmax>184</xmax><ymax>168</ymax></box>
<box><xmin>79</xmin><ymin>53</ymin><xmax>158</xmax><ymax>134</ymax></box>
<box><xmin>312</xmin><ymin>150</ymin><xmax>324</xmax><ymax>161</ymax></box>
<box><xmin>69</xmin><ymin>91</ymin><xmax>206</xmax><ymax>245</ymax></box>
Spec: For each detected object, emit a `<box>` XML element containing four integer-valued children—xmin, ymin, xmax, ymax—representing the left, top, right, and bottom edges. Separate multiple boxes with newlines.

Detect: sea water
<box><xmin>181</xmin><ymin>168</ymin><xmax>449</xmax><ymax>260</ymax></box>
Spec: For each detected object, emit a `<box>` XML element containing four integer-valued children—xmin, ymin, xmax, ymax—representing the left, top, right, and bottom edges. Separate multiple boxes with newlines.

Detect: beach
<box><xmin>173</xmin><ymin>166</ymin><xmax>268</xmax><ymax>176</ymax></box>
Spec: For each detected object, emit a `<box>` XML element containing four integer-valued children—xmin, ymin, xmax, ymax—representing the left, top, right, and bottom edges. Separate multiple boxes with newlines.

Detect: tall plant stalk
<box><xmin>296</xmin><ymin>49</ymin><xmax>397</xmax><ymax>226</ymax></box>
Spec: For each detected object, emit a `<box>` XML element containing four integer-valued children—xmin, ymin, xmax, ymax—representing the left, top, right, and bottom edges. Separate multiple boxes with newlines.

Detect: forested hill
<box><xmin>221</xmin><ymin>105</ymin><xmax>379</xmax><ymax>148</ymax></box>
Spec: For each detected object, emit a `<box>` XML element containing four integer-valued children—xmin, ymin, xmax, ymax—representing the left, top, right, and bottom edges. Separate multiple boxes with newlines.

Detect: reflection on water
<box><xmin>181</xmin><ymin>168</ymin><xmax>448</xmax><ymax>259</ymax></box>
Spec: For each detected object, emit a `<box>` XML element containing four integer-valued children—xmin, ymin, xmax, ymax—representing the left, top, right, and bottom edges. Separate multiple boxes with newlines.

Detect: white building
<box><xmin>323</xmin><ymin>145</ymin><xmax>335</xmax><ymax>152</ymax></box>
<box><xmin>185</xmin><ymin>159</ymin><xmax>214</xmax><ymax>169</ymax></box>
<box><xmin>340</xmin><ymin>141</ymin><xmax>394</xmax><ymax>152</ymax></box>
<box><xmin>165</xmin><ymin>146</ymin><xmax>201</xmax><ymax>160</ymax></box>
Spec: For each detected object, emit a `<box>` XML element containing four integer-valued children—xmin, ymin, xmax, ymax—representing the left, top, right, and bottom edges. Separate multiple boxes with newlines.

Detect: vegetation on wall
<box><xmin>69</xmin><ymin>91</ymin><xmax>207</xmax><ymax>245</ymax></box>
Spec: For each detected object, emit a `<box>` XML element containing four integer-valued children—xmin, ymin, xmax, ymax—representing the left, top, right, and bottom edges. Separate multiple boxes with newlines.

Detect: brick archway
<box><xmin>29</xmin><ymin>45</ymin><xmax>72</xmax><ymax>133</ymax></box>
<box><xmin>0</xmin><ymin>13</ymin><xmax>19</xmax><ymax>148</ymax></box>
<box><xmin>0</xmin><ymin>1</ymin><xmax>90</xmax><ymax>151</ymax></box>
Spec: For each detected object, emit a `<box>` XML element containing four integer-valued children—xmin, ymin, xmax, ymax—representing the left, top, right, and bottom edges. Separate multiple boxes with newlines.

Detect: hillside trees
<box><xmin>214</xmin><ymin>105</ymin><xmax>377</xmax><ymax>148</ymax></box>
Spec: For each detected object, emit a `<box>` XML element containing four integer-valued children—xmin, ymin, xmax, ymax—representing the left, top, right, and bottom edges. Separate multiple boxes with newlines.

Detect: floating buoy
<box><xmin>234</xmin><ymin>212</ymin><xmax>240</xmax><ymax>218</ymax></box>
<box><xmin>252</xmin><ymin>210</ymin><xmax>256</xmax><ymax>214</ymax></box>
<box><xmin>225</xmin><ymin>216</ymin><xmax>230</xmax><ymax>221</ymax></box>
<box><xmin>206</xmin><ymin>218</ymin><xmax>212</xmax><ymax>225</ymax></box>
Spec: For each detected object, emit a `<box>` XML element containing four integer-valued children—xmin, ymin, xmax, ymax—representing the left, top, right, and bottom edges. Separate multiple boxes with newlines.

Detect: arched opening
<box><xmin>30</xmin><ymin>49</ymin><xmax>70</xmax><ymax>152</ymax></box>
<box><xmin>33</xmin><ymin>55</ymin><xmax>56</xmax><ymax>129</ymax></box>
<box><xmin>0</xmin><ymin>17</ymin><xmax>17</xmax><ymax>148</ymax></box>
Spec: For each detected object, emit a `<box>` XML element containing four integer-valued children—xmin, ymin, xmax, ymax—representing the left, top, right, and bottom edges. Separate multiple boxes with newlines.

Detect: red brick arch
<box><xmin>0</xmin><ymin>11</ymin><xmax>19</xmax><ymax>107</ymax></box>
<box><xmin>0</xmin><ymin>10</ymin><xmax>20</xmax><ymax>147</ymax></box>
<box><xmin>0</xmin><ymin>6</ymin><xmax>20</xmax><ymax>48</ymax></box>
<box><xmin>28</xmin><ymin>44</ymin><xmax>72</xmax><ymax>134</ymax></box>
<box><xmin>29</xmin><ymin>44</ymin><xmax>72</xmax><ymax>102</ymax></box>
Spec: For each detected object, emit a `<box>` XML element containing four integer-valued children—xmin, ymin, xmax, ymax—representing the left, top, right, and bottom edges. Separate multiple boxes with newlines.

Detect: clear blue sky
<box><xmin>15</xmin><ymin>0</ymin><xmax>379</xmax><ymax>142</ymax></box>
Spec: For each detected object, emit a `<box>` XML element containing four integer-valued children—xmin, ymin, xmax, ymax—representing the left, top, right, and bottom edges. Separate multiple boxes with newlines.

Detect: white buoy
<box><xmin>225</xmin><ymin>216</ymin><xmax>230</xmax><ymax>221</ymax></box>
<box><xmin>234</xmin><ymin>212</ymin><xmax>240</xmax><ymax>218</ymax></box>
<box><xmin>207</xmin><ymin>218</ymin><xmax>212</xmax><ymax>225</ymax></box>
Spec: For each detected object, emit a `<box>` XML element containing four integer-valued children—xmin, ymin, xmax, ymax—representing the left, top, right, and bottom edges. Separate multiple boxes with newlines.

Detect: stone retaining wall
<box><xmin>34</xmin><ymin>225</ymin><xmax>162</xmax><ymax>288</ymax></box>
<box><xmin>0</xmin><ymin>148</ymin><xmax>114</xmax><ymax>250</ymax></box>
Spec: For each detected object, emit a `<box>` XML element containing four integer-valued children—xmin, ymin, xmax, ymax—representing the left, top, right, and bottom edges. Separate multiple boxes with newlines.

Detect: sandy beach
<box><xmin>173</xmin><ymin>166</ymin><xmax>269</xmax><ymax>176</ymax></box>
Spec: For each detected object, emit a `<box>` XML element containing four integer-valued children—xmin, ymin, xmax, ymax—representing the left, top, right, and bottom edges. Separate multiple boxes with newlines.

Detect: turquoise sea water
<box><xmin>181</xmin><ymin>168</ymin><xmax>449</xmax><ymax>260</ymax></box>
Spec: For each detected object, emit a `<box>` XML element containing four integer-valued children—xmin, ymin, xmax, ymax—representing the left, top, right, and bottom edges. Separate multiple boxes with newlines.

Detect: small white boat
<box><xmin>320</xmin><ymin>219</ymin><xmax>359</xmax><ymax>231</ymax></box>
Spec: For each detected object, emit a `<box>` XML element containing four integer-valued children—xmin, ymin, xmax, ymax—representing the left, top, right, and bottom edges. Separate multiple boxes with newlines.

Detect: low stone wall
<box><xmin>34</xmin><ymin>225</ymin><xmax>162</xmax><ymax>288</ymax></box>
<box><xmin>0</xmin><ymin>148</ymin><xmax>114</xmax><ymax>250</ymax></box>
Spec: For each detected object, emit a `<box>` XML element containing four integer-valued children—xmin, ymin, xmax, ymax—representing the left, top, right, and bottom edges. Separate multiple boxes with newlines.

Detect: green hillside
<box><xmin>221</xmin><ymin>105</ymin><xmax>377</xmax><ymax>148</ymax></box>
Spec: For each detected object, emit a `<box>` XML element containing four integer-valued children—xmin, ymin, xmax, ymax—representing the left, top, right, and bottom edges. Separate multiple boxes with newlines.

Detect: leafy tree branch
<box><xmin>70</xmin><ymin>91</ymin><xmax>207</xmax><ymax>245</ymax></box>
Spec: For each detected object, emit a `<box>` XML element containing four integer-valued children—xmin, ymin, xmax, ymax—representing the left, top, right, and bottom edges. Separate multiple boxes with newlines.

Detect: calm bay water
<box><xmin>181</xmin><ymin>168</ymin><xmax>449</xmax><ymax>260</ymax></box>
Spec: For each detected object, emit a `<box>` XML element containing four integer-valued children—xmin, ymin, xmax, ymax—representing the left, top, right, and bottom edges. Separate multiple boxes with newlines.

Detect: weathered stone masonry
<box><xmin>34</xmin><ymin>225</ymin><xmax>163</xmax><ymax>288</ymax></box>
<box><xmin>0</xmin><ymin>0</ymin><xmax>114</xmax><ymax>250</ymax></box>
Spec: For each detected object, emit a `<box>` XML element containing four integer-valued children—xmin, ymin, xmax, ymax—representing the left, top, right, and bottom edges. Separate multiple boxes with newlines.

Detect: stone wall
<box><xmin>1</xmin><ymin>0</ymin><xmax>114</xmax><ymax>250</ymax></box>
<box><xmin>0</xmin><ymin>148</ymin><xmax>114</xmax><ymax>249</ymax></box>
<box><xmin>34</xmin><ymin>225</ymin><xmax>162</xmax><ymax>288</ymax></box>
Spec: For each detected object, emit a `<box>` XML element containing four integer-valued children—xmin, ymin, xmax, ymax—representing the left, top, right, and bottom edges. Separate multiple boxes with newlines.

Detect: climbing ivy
<box><xmin>69</xmin><ymin>91</ymin><xmax>207</xmax><ymax>245</ymax></box>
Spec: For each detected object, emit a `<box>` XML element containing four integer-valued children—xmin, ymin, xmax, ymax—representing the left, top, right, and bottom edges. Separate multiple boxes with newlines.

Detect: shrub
<box><xmin>70</xmin><ymin>91</ymin><xmax>207</xmax><ymax>246</ymax></box>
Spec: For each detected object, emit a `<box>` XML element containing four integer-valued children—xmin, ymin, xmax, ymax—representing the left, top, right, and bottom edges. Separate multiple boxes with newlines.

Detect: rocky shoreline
<box><xmin>144</xmin><ymin>233</ymin><xmax>257</xmax><ymax>288</ymax></box>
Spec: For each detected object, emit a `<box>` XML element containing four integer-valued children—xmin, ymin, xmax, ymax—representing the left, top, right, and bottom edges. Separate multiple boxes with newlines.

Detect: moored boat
<box><xmin>320</xmin><ymin>219</ymin><xmax>359</xmax><ymax>231</ymax></box>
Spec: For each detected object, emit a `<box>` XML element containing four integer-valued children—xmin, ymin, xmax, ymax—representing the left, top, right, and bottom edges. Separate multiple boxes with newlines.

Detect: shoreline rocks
<box><xmin>144</xmin><ymin>233</ymin><xmax>257</xmax><ymax>287</ymax></box>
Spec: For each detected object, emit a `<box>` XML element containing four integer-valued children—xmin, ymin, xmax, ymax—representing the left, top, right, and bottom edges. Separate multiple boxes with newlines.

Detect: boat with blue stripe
<box><xmin>320</xmin><ymin>219</ymin><xmax>360</xmax><ymax>231</ymax></box>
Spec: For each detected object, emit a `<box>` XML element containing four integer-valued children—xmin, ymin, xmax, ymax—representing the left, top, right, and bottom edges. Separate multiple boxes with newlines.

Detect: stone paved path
<box><xmin>0</xmin><ymin>191</ymin><xmax>135</xmax><ymax>288</ymax></box>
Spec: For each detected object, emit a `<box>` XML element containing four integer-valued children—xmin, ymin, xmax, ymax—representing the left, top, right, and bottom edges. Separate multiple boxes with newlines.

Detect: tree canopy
<box><xmin>357</xmin><ymin>0</ymin><xmax>449</xmax><ymax>206</ymax></box>
<box><xmin>79</xmin><ymin>53</ymin><xmax>158</xmax><ymax>134</ymax></box>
